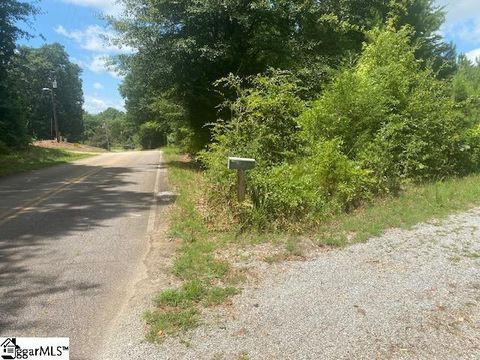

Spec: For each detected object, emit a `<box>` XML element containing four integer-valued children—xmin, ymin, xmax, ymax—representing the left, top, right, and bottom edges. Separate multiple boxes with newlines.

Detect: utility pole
<box><xmin>52</xmin><ymin>78</ymin><xmax>59</xmax><ymax>142</ymax></box>
<box><xmin>42</xmin><ymin>77</ymin><xmax>59</xmax><ymax>142</ymax></box>
<box><xmin>104</xmin><ymin>122</ymin><xmax>110</xmax><ymax>151</ymax></box>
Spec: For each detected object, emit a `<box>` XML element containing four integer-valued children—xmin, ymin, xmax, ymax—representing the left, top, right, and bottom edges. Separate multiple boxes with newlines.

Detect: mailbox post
<box><xmin>228</xmin><ymin>157</ymin><xmax>256</xmax><ymax>202</ymax></box>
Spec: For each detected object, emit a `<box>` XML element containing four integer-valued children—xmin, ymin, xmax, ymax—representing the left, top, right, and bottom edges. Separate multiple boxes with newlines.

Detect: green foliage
<box><xmin>452</xmin><ymin>56</ymin><xmax>480</xmax><ymax>102</ymax></box>
<box><xmin>302</xmin><ymin>27</ymin><xmax>469</xmax><ymax>187</ymax></box>
<box><xmin>155</xmin><ymin>280</ymin><xmax>236</xmax><ymax>308</ymax></box>
<box><xmin>83</xmin><ymin>108</ymin><xmax>136</xmax><ymax>149</ymax></box>
<box><xmin>200</xmin><ymin>70</ymin><xmax>308</xmax><ymax>225</ymax></box>
<box><xmin>249</xmin><ymin>141</ymin><xmax>374</xmax><ymax>226</ymax></box>
<box><xmin>111</xmin><ymin>0</ymin><xmax>452</xmax><ymax>149</ymax></box>
<box><xmin>205</xmin><ymin>70</ymin><xmax>305</xmax><ymax>166</ymax></box>
<box><xmin>0</xmin><ymin>0</ymin><xmax>37</xmax><ymax>68</ymax></box>
<box><xmin>0</xmin><ymin>0</ymin><xmax>38</xmax><ymax>148</ymax></box>
<box><xmin>451</xmin><ymin>57</ymin><xmax>480</xmax><ymax>150</ymax></box>
<box><xmin>201</xmin><ymin>27</ymin><xmax>478</xmax><ymax>229</ymax></box>
<box><xmin>144</xmin><ymin>308</ymin><xmax>199</xmax><ymax>342</ymax></box>
<box><xmin>138</xmin><ymin>121</ymin><xmax>166</xmax><ymax>149</ymax></box>
<box><xmin>14</xmin><ymin>44</ymin><xmax>84</xmax><ymax>142</ymax></box>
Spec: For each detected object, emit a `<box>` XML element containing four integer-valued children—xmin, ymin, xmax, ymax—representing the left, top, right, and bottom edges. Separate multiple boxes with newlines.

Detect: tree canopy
<box><xmin>111</xmin><ymin>0</ymin><xmax>455</xmax><ymax>150</ymax></box>
<box><xmin>0</xmin><ymin>0</ymin><xmax>38</xmax><ymax>147</ymax></box>
<box><xmin>14</xmin><ymin>44</ymin><xmax>84</xmax><ymax>141</ymax></box>
<box><xmin>0</xmin><ymin>1</ymin><xmax>84</xmax><ymax>147</ymax></box>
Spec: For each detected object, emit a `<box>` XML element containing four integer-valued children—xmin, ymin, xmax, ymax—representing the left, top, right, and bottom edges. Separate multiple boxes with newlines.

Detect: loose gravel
<box><xmin>103</xmin><ymin>208</ymin><xmax>480</xmax><ymax>360</ymax></box>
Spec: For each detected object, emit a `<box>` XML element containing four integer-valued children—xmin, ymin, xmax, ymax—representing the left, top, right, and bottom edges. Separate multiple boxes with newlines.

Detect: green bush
<box><xmin>200</xmin><ymin>26</ymin><xmax>480</xmax><ymax>229</ymax></box>
<box><xmin>246</xmin><ymin>140</ymin><xmax>374</xmax><ymax>227</ymax></box>
<box><xmin>200</xmin><ymin>70</ymin><xmax>306</xmax><ymax>221</ymax></box>
<box><xmin>301</xmin><ymin>26</ymin><xmax>470</xmax><ymax>187</ymax></box>
<box><xmin>206</xmin><ymin>70</ymin><xmax>306</xmax><ymax>166</ymax></box>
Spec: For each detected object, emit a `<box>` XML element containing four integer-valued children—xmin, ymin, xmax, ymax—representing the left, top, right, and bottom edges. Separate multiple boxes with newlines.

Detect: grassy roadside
<box><xmin>144</xmin><ymin>147</ymin><xmax>240</xmax><ymax>341</ymax></box>
<box><xmin>0</xmin><ymin>146</ymin><xmax>94</xmax><ymax>177</ymax></box>
<box><xmin>145</xmin><ymin>147</ymin><xmax>480</xmax><ymax>342</ymax></box>
<box><xmin>319</xmin><ymin>174</ymin><xmax>480</xmax><ymax>246</ymax></box>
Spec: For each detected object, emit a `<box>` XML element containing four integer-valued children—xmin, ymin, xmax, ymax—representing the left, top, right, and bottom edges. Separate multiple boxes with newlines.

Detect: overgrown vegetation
<box><xmin>201</xmin><ymin>26</ymin><xmax>480</xmax><ymax>229</ymax></box>
<box><xmin>144</xmin><ymin>148</ymin><xmax>239</xmax><ymax>342</ymax></box>
<box><xmin>111</xmin><ymin>0</ymin><xmax>455</xmax><ymax>152</ymax></box>
<box><xmin>83</xmin><ymin>108</ymin><xmax>137</xmax><ymax>150</ymax></box>
<box><xmin>148</xmin><ymin>146</ymin><xmax>480</xmax><ymax>342</ymax></box>
<box><xmin>121</xmin><ymin>1</ymin><xmax>480</xmax><ymax>342</ymax></box>
<box><xmin>0</xmin><ymin>146</ymin><xmax>92</xmax><ymax>177</ymax></box>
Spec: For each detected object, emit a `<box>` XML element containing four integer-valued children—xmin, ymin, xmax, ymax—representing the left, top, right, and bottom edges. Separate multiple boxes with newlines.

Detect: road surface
<box><xmin>0</xmin><ymin>151</ymin><xmax>166</xmax><ymax>359</ymax></box>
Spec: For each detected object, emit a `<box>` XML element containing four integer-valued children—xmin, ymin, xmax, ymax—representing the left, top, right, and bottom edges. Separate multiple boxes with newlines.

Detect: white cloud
<box><xmin>62</xmin><ymin>0</ymin><xmax>123</xmax><ymax>16</ymax></box>
<box><xmin>86</xmin><ymin>55</ymin><xmax>122</xmax><ymax>78</ymax></box>
<box><xmin>54</xmin><ymin>24</ymin><xmax>133</xmax><ymax>54</ymax></box>
<box><xmin>87</xmin><ymin>55</ymin><xmax>108</xmax><ymax>73</ymax></box>
<box><xmin>70</xmin><ymin>54</ymin><xmax>123</xmax><ymax>78</ymax></box>
<box><xmin>435</xmin><ymin>0</ymin><xmax>479</xmax><ymax>23</ymax></box>
<box><xmin>84</xmin><ymin>95</ymin><xmax>124</xmax><ymax>114</ymax></box>
<box><xmin>436</xmin><ymin>0</ymin><xmax>480</xmax><ymax>46</ymax></box>
<box><xmin>466</xmin><ymin>48</ymin><xmax>480</xmax><ymax>62</ymax></box>
<box><xmin>93</xmin><ymin>82</ymin><xmax>103</xmax><ymax>89</ymax></box>
<box><xmin>55</xmin><ymin>25</ymin><xmax>82</xmax><ymax>42</ymax></box>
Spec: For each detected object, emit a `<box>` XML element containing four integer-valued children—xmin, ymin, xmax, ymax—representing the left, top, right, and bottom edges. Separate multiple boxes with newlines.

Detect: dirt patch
<box><xmin>34</xmin><ymin>140</ymin><xmax>107</xmax><ymax>153</ymax></box>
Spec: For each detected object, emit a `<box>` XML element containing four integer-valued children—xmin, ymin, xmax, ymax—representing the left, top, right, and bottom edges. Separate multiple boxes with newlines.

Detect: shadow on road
<box><xmin>0</xmin><ymin>161</ymin><xmax>166</xmax><ymax>333</ymax></box>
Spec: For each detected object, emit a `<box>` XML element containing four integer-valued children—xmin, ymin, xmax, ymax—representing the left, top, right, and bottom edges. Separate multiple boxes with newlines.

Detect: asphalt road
<box><xmin>0</xmin><ymin>151</ymin><xmax>166</xmax><ymax>359</ymax></box>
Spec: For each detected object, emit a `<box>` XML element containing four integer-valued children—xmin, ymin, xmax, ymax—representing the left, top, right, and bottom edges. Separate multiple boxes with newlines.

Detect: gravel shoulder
<box><xmin>104</xmin><ymin>207</ymin><xmax>480</xmax><ymax>359</ymax></box>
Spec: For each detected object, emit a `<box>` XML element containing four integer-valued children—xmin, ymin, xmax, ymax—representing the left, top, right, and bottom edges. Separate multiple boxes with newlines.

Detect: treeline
<box><xmin>202</xmin><ymin>28</ymin><xmax>480</xmax><ymax>227</ymax></box>
<box><xmin>111</xmin><ymin>0</ymin><xmax>456</xmax><ymax>152</ymax></box>
<box><xmin>83</xmin><ymin>108</ymin><xmax>172</xmax><ymax>150</ymax></box>
<box><xmin>83</xmin><ymin>108</ymin><xmax>134</xmax><ymax>149</ymax></box>
<box><xmin>0</xmin><ymin>1</ymin><xmax>83</xmax><ymax>152</ymax></box>
<box><xmin>111</xmin><ymin>0</ymin><xmax>480</xmax><ymax>227</ymax></box>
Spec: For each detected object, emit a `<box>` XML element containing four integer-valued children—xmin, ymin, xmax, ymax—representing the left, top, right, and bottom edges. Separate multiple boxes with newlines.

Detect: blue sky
<box><xmin>437</xmin><ymin>0</ymin><xmax>480</xmax><ymax>58</ymax></box>
<box><xmin>18</xmin><ymin>0</ymin><xmax>480</xmax><ymax>114</ymax></box>
<box><xmin>20</xmin><ymin>0</ymin><xmax>130</xmax><ymax>114</ymax></box>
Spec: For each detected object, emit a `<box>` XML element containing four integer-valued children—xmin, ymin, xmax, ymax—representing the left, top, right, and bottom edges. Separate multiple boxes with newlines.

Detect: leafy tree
<box><xmin>301</xmin><ymin>26</ymin><xmax>467</xmax><ymax>185</ymax></box>
<box><xmin>111</xmin><ymin>0</ymin><xmax>453</xmax><ymax>150</ymax></box>
<box><xmin>83</xmin><ymin>107</ymin><xmax>136</xmax><ymax>149</ymax></box>
<box><xmin>453</xmin><ymin>56</ymin><xmax>480</xmax><ymax>102</ymax></box>
<box><xmin>0</xmin><ymin>0</ymin><xmax>37</xmax><ymax>148</ymax></box>
<box><xmin>387</xmin><ymin>0</ymin><xmax>457</xmax><ymax>78</ymax></box>
<box><xmin>14</xmin><ymin>44</ymin><xmax>84</xmax><ymax>142</ymax></box>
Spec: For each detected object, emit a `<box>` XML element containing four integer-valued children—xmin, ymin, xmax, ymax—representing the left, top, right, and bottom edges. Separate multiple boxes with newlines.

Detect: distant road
<box><xmin>0</xmin><ymin>151</ymin><xmax>165</xmax><ymax>360</ymax></box>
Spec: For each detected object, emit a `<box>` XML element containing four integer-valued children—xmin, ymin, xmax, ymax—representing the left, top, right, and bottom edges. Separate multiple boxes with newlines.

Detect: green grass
<box><xmin>0</xmin><ymin>146</ymin><xmax>93</xmax><ymax>177</ymax></box>
<box><xmin>146</xmin><ymin>147</ymin><xmax>480</xmax><ymax>342</ymax></box>
<box><xmin>144</xmin><ymin>308</ymin><xmax>199</xmax><ymax>342</ymax></box>
<box><xmin>145</xmin><ymin>147</ymin><xmax>239</xmax><ymax>342</ymax></box>
<box><xmin>317</xmin><ymin>174</ymin><xmax>480</xmax><ymax>246</ymax></box>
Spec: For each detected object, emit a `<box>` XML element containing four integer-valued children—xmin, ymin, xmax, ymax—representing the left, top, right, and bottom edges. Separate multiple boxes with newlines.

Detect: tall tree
<box><xmin>14</xmin><ymin>44</ymin><xmax>84</xmax><ymax>141</ymax></box>
<box><xmin>111</xmin><ymin>0</ymin><xmax>454</xmax><ymax>150</ymax></box>
<box><xmin>0</xmin><ymin>0</ymin><xmax>37</xmax><ymax>147</ymax></box>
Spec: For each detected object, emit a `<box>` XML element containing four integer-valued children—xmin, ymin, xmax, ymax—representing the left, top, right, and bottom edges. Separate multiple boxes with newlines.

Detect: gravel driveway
<box><xmin>104</xmin><ymin>208</ymin><xmax>480</xmax><ymax>359</ymax></box>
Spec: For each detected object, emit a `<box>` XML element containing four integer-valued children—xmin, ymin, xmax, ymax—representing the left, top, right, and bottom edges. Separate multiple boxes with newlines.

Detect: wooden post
<box><xmin>228</xmin><ymin>157</ymin><xmax>255</xmax><ymax>203</ymax></box>
<box><xmin>237</xmin><ymin>170</ymin><xmax>246</xmax><ymax>202</ymax></box>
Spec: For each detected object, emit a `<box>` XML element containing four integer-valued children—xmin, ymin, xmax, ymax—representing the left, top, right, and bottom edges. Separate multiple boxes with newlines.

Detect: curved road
<box><xmin>0</xmin><ymin>150</ymin><xmax>165</xmax><ymax>359</ymax></box>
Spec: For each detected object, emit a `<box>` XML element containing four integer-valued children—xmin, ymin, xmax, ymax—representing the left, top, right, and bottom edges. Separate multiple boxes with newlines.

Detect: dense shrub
<box><xmin>245</xmin><ymin>141</ymin><xmax>374</xmax><ymax>227</ymax></box>
<box><xmin>301</xmin><ymin>26</ymin><xmax>470</xmax><ymax>187</ymax></box>
<box><xmin>200</xmin><ymin>70</ymin><xmax>306</xmax><ymax>226</ymax></box>
<box><xmin>201</xmin><ymin>27</ymin><xmax>480</xmax><ymax>229</ymax></box>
